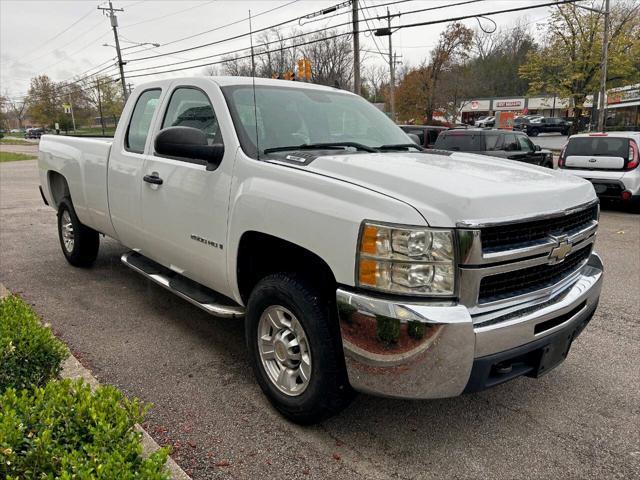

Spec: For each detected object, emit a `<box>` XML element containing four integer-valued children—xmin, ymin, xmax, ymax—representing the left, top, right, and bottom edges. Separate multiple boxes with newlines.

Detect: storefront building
<box><xmin>461</xmin><ymin>85</ymin><xmax>639</xmax><ymax>129</ymax></box>
<box><xmin>460</xmin><ymin>95</ymin><xmax>569</xmax><ymax>123</ymax></box>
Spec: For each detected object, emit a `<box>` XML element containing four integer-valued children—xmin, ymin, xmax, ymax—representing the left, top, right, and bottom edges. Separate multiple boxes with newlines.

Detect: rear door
<box><xmin>565</xmin><ymin>136</ymin><xmax>629</xmax><ymax>170</ymax></box>
<box><xmin>108</xmin><ymin>88</ymin><xmax>164</xmax><ymax>250</ymax></box>
<box><xmin>140</xmin><ymin>80</ymin><xmax>233</xmax><ymax>293</ymax></box>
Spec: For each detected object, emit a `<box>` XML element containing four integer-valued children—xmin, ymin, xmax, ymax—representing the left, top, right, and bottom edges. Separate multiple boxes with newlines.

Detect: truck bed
<box><xmin>38</xmin><ymin>134</ymin><xmax>116</xmax><ymax>238</ymax></box>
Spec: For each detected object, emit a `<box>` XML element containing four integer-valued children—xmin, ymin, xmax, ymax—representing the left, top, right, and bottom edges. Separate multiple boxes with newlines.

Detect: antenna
<box><xmin>249</xmin><ymin>10</ymin><xmax>260</xmax><ymax>160</ymax></box>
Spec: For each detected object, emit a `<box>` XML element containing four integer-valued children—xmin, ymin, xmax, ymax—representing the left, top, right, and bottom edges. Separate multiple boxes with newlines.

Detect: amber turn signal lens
<box><xmin>360</xmin><ymin>225</ymin><xmax>379</xmax><ymax>255</ymax></box>
<box><xmin>358</xmin><ymin>258</ymin><xmax>377</xmax><ymax>285</ymax></box>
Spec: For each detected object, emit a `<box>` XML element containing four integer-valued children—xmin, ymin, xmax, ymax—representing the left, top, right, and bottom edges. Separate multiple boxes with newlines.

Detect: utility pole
<box><xmin>352</xmin><ymin>0</ymin><xmax>361</xmax><ymax>95</ymax></box>
<box><xmin>98</xmin><ymin>1</ymin><xmax>128</xmax><ymax>100</ymax></box>
<box><xmin>387</xmin><ymin>9</ymin><xmax>396</xmax><ymax>122</ymax></box>
<box><xmin>67</xmin><ymin>93</ymin><xmax>77</xmax><ymax>134</ymax></box>
<box><xmin>96</xmin><ymin>78</ymin><xmax>105</xmax><ymax>136</ymax></box>
<box><xmin>597</xmin><ymin>0</ymin><xmax>610</xmax><ymax>132</ymax></box>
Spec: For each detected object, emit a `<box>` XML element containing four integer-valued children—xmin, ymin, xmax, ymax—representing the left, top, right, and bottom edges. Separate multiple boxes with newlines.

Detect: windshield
<box><xmin>221</xmin><ymin>84</ymin><xmax>411</xmax><ymax>158</ymax></box>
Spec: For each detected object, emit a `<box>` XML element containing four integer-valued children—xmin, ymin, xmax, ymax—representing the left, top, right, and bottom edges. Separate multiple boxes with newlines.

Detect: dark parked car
<box><xmin>25</xmin><ymin>128</ymin><xmax>45</xmax><ymax>139</ymax></box>
<box><xmin>399</xmin><ymin>125</ymin><xmax>447</xmax><ymax>149</ymax></box>
<box><xmin>434</xmin><ymin>129</ymin><xmax>554</xmax><ymax>168</ymax></box>
<box><xmin>523</xmin><ymin>117</ymin><xmax>571</xmax><ymax>136</ymax></box>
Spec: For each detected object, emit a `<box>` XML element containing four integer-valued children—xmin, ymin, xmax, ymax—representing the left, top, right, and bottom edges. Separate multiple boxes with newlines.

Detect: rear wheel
<box><xmin>57</xmin><ymin>197</ymin><xmax>99</xmax><ymax>267</ymax></box>
<box><xmin>245</xmin><ymin>273</ymin><xmax>354</xmax><ymax>424</ymax></box>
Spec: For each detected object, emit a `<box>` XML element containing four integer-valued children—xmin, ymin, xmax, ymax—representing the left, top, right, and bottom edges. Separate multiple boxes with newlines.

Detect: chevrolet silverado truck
<box><xmin>38</xmin><ymin>77</ymin><xmax>603</xmax><ymax>424</ymax></box>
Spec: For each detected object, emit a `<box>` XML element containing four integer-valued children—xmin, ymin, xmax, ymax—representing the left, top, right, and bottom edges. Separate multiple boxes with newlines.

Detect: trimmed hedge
<box><xmin>0</xmin><ymin>295</ymin><xmax>68</xmax><ymax>391</ymax></box>
<box><xmin>0</xmin><ymin>379</ymin><xmax>169</xmax><ymax>479</ymax></box>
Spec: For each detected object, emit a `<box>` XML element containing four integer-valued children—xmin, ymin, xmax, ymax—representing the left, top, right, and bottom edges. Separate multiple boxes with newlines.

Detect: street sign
<box><xmin>63</xmin><ymin>103</ymin><xmax>71</xmax><ymax>114</ymax></box>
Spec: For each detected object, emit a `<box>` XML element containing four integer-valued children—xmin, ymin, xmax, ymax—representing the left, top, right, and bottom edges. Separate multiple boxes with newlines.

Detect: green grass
<box><xmin>0</xmin><ymin>137</ymin><xmax>31</xmax><ymax>145</ymax></box>
<box><xmin>0</xmin><ymin>152</ymin><xmax>37</xmax><ymax>162</ymax></box>
<box><xmin>74</xmin><ymin>126</ymin><xmax>116</xmax><ymax>136</ymax></box>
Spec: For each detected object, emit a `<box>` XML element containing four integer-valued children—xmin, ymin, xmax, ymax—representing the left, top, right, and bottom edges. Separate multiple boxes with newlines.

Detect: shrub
<box><xmin>0</xmin><ymin>379</ymin><xmax>169</xmax><ymax>479</ymax></box>
<box><xmin>0</xmin><ymin>295</ymin><xmax>68</xmax><ymax>391</ymax></box>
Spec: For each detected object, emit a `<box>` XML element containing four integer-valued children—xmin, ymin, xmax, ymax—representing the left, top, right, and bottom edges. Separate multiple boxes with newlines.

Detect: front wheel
<box><xmin>57</xmin><ymin>197</ymin><xmax>99</xmax><ymax>267</ymax></box>
<box><xmin>528</xmin><ymin>128</ymin><xmax>539</xmax><ymax>137</ymax></box>
<box><xmin>245</xmin><ymin>273</ymin><xmax>354</xmax><ymax>424</ymax></box>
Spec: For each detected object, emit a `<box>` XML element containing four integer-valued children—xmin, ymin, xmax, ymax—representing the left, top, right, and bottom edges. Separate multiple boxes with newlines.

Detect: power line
<box><xmin>19</xmin><ymin>7</ymin><xmax>97</xmax><ymax>62</ymax></box>
<box><xmin>125</xmin><ymin>0</ymin><xmax>351</xmax><ymax>62</ymax></box>
<box><xmin>121</xmin><ymin>0</ymin><xmax>481</xmax><ymax>76</ymax></box>
<box><xmin>119</xmin><ymin>0</ymin><xmax>217</xmax><ymax>29</ymax></box>
<box><xmin>124</xmin><ymin>0</ymin><xmax>581</xmax><ymax>80</ymax></box>
<box><xmin>145</xmin><ymin>0</ymin><xmax>301</xmax><ymax>50</ymax></box>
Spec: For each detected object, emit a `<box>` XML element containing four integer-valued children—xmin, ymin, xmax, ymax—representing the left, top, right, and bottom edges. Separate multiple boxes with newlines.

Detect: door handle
<box><xmin>143</xmin><ymin>174</ymin><xmax>163</xmax><ymax>185</ymax></box>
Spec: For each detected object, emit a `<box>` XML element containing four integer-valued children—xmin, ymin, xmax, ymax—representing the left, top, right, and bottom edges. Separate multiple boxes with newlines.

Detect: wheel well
<box><xmin>47</xmin><ymin>171</ymin><xmax>70</xmax><ymax>207</ymax></box>
<box><xmin>237</xmin><ymin>231</ymin><xmax>337</xmax><ymax>303</ymax></box>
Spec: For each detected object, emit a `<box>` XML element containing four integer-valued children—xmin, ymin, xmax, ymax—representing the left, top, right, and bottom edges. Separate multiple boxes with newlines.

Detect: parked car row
<box><xmin>400</xmin><ymin>125</ymin><xmax>554</xmax><ymax>168</ymax></box>
<box><xmin>25</xmin><ymin>127</ymin><xmax>45</xmax><ymax>139</ymax></box>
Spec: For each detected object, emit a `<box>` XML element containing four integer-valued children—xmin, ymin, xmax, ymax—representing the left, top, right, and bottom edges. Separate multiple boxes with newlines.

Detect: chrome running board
<box><xmin>121</xmin><ymin>251</ymin><xmax>245</xmax><ymax>318</ymax></box>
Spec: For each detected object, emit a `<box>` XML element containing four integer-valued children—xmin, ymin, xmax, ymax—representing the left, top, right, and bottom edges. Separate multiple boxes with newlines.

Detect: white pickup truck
<box><xmin>39</xmin><ymin>77</ymin><xmax>603</xmax><ymax>424</ymax></box>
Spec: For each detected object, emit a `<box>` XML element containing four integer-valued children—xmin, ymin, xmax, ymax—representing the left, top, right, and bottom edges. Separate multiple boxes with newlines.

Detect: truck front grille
<box><xmin>480</xmin><ymin>204</ymin><xmax>598</xmax><ymax>251</ymax></box>
<box><xmin>478</xmin><ymin>245</ymin><xmax>592</xmax><ymax>303</ymax></box>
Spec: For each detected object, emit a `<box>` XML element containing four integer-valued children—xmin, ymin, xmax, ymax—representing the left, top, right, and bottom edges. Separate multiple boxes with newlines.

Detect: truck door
<box><xmin>140</xmin><ymin>83</ymin><xmax>232</xmax><ymax>294</ymax></box>
<box><xmin>108</xmin><ymin>88</ymin><xmax>163</xmax><ymax>250</ymax></box>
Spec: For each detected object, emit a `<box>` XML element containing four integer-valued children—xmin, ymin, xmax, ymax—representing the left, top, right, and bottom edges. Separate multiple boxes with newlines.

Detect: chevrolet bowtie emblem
<box><xmin>548</xmin><ymin>237</ymin><xmax>572</xmax><ymax>264</ymax></box>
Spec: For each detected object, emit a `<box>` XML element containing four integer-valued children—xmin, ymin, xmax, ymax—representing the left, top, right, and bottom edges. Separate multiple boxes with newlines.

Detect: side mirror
<box><xmin>154</xmin><ymin>126</ymin><xmax>224</xmax><ymax>171</ymax></box>
<box><xmin>534</xmin><ymin>144</ymin><xmax>542</xmax><ymax>151</ymax></box>
<box><xmin>407</xmin><ymin>133</ymin><xmax>421</xmax><ymax>145</ymax></box>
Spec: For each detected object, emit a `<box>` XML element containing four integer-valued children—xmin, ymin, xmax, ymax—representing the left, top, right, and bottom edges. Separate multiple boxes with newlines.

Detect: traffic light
<box><xmin>304</xmin><ymin>58</ymin><xmax>312</xmax><ymax>81</ymax></box>
<box><xmin>296</xmin><ymin>58</ymin><xmax>312</xmax><ymax>81</ymax></box>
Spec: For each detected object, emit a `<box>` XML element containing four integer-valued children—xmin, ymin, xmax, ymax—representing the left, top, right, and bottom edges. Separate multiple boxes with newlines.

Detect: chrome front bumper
<box><xmin>336</xmin><ymin>253</ymin><xmax>603</xmax><ymax>399</ymax></box>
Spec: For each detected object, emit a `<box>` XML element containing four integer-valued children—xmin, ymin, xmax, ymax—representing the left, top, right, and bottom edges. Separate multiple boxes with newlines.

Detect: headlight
<box><xmin>357</xmin><ymin>222</ymin><xmax>456</xmax><ymax>296</ymax></box>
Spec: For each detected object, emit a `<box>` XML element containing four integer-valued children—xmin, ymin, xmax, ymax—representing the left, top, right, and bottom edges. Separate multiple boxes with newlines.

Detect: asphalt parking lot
<box><xmin>1</xmin><ymin>160</ymin><xmax>639</xmax><ymax>480</ymax></box>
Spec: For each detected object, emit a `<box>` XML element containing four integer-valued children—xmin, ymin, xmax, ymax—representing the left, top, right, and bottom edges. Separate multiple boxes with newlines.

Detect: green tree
<box><xmin>26</xmin><ymin>75</ymin><xmax>61</xmax><ymax>128</ymax></box>
<box><xmin>519</xmin><ymin>1</ymin><xmax>640</xmax><ymax>130</ymax></box>
<box><xmin>423</xmin><ymin>22</ymin><xmax>473</xmax><ymax>122</ymax></box>
<box><xmin>467</xmin><ymin>21</ymin><xmax>535</xmax><ymax>97</ymax></box>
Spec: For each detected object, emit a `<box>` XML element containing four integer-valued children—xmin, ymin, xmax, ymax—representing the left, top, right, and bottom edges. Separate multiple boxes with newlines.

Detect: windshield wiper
<box><xmin>377</xmin><ymin>143</ymin><xmax>424</xmax><ymax>151</ymax></box>
<box><xmin>263</xmin><ymin>142</ymin><xmax>378</xmax><ymax>154</ymax></box>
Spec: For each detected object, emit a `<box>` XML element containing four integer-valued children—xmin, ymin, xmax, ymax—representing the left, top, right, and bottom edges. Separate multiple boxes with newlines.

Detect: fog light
<box><xmin>621</xmin><ymin>190</ymin><xmax>632</xmax><ymax>201</ymax></box>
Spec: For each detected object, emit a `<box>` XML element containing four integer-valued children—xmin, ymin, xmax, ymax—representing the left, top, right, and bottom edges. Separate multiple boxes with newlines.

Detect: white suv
<box><xmin>559</xmin><ymin>132</ymin><xmax>640</xmax><ymax>206</ymax></box>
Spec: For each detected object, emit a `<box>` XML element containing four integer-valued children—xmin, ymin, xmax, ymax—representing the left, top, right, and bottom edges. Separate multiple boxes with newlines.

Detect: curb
<box><xmin>0</xmin><ymin>284</ymin><xmax>191</xmax><ymax>480</ymax></box>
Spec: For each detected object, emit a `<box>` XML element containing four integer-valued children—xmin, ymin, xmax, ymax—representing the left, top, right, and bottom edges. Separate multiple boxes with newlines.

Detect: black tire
<box><xmin>245</xmin><ymin>273</ymin><xmax>354</xmax><ymax>424</ymax></box>
<box><xmin>57</xmin><ymin>197</ymin><xmax>99</xmax><ymax>267</ymax></box>
<box><xmin>529</xmin><ymin>128</ymin><xmax>539</xmax><ymax>137</ymax></box>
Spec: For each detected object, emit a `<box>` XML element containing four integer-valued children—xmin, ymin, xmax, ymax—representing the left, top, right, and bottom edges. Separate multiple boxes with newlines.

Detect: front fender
<box><xmin>226</xmin><ymin>156</ymin><xmax>425</xmax><ymax>305</ymax></box>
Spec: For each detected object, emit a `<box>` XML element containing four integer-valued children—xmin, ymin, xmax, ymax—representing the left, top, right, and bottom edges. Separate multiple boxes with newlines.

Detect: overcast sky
<box><xmin>1</xmin><ymin>0</ymin><xmax>558</xmax><ymax>99</ymax></box>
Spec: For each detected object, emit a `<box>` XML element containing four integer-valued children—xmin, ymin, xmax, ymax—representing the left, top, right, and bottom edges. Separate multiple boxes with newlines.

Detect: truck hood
<box><xmin>300</xmin><ymin>151</ymin><xmax>596</xmax><ymax>227</ymax></box>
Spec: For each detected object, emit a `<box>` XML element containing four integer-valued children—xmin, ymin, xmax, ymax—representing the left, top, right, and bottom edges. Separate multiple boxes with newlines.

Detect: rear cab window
<box><xmin>125</xmin><ymin>89</ymin><xmax>162</xmax><ymax>153</ymax></box>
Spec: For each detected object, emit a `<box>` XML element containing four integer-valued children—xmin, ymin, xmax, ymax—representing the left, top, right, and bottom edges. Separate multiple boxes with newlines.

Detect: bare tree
<box><xmin>299</xmin><ymin>30</ymin><xmax>353</xmax><ymax>88</ymax></box>
<box><xmin>362</xmin><ymin>63</ymin><xmax>387</xmax><ymax>102</ymax></box>
<box><xmin>202</xmin><ymin>65</ymin><xmax>220</xmax><ymax>76</ymax></box>
<box><xmin>6</xmin><ymin>95</ymin><xmax>27</xmax><ymax>130</ymax></box>
<box><xmin>221</xmin><ymin>54</ymin><xmax>253</xmax><ymax>76</ymax></box>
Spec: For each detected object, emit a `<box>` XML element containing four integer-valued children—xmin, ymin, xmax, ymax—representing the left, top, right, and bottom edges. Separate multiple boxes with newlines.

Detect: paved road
<box><xmin>1</xmin><ymin>160</ymin><xmax>639</xmax><ymax>480</ymax></box>
<box><xmin>0</xmin><ymin>141</ymin><xmax>39</xmax><ymax>155</ymax></box>
<box><xmin>529</xmin><ymin>133</ymin><xmax>568</xmax><ymax>151</ymax></box>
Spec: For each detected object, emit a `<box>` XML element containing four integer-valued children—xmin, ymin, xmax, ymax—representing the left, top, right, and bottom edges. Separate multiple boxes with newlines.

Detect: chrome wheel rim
<box><xmin>258</xmin><ymin>305</ymin><xmax>312</xmax><ymax>396</ymax></box>
<box><xmin>61</xmin><ymin>210</ymin><xmax>74</xmax><ymax>253</ymax></box>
